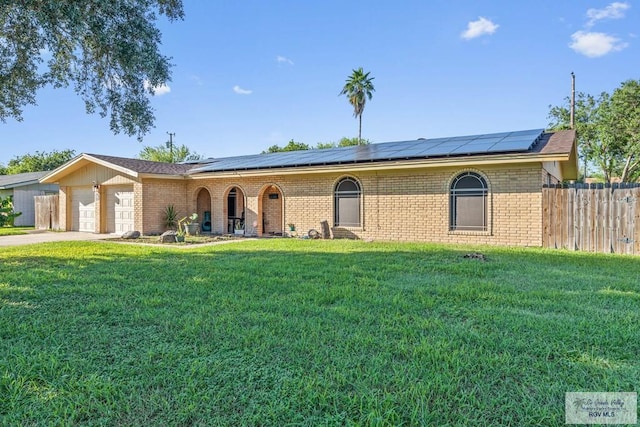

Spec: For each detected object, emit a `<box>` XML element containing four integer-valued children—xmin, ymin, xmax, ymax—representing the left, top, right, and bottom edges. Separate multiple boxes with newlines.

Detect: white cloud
<box><xmin>461</xmin><ymin>17</ymin><xmax>499</xmax><ymax>40</ymax></box>
<box><xmin>569</xmin><ymin>30</ymin><xmax>628</xmax><ymax>57</ymax></box>
<box><xmin>586</xmin><ymin>2</ymin><xmax>630</xmax><ymax>27</ymax></box>
<box><xmin>144</xmin><ymin>80</ymin><xmax>171</xmax><ymax>96</ymax></box>
<box><xmin>233</xmin><ymin>85</ymin><xmax>252</xmax><ymax>95</ymax></box>
<box><xmin>276</xmin><ymin>55</ymin><xmax>294</xmax><ymax>65</ymax></box>
<box><xmin>189</xmin><ymin>74</ymin><xmax>204</xmax><ymax>86</ymax></box>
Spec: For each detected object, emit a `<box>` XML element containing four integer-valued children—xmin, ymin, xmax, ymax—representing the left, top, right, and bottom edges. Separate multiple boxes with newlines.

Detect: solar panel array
<box><xmin>190</xmin><ymin>129</ymin><xmax>545</xmax><ymax>173</ymax></box>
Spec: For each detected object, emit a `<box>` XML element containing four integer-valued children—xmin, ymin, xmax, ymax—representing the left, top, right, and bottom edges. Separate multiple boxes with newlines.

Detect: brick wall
<box><xmin>174</xmin><ymin>163</ymin><xmax>545</xmax><ymax>246</ymax></box>
<box><xmin>140</xmin><ymin>179</ymin><xmax>188</xmax><ymax>234</ymax></box>
<box><xmin>56</xmin><ymin>161</ymin><xmax>545</xmax><ymax>246</ymax></box>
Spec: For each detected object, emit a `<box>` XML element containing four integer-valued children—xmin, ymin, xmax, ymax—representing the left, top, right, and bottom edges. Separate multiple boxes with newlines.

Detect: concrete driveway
<box><xmin>0</xmin><ymin>231</ymin><xmax>116</xmax><ymax>247</ymax></box>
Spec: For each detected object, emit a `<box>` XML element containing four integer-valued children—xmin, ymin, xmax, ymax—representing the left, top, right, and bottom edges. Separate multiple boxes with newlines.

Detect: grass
<box><xmin>0</xmin><ymin>239</ymin><xmax>638</xmax><ymax>426</ymax></box>
<box><xmin>0</xmin><ymin>226</ymin><xmax>33</xmax><ymax>236</ymax></box>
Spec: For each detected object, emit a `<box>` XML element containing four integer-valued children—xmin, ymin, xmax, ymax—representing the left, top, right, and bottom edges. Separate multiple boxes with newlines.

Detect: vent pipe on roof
<box><xmin>570</xmin><ymin>72</ymin><xmax>575</xmax><ymax>130</ymax></box>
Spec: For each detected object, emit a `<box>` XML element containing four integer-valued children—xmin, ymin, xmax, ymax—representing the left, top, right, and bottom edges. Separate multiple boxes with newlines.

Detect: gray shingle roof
<box><xmin>86</xmin><ymin>154</ymin><xmax>198</xmax><ymax>175</ymax></box>
<box><xmin>0</xmin><ymin>171</ymin><xmax>50</xmax><ymax>189</ymax></box>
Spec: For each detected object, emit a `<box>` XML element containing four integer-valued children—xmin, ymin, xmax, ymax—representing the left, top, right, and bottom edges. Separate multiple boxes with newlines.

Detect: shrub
<box><xmin>0</xmin><ymin>195</ymin><xmax>22</xmax><ymax>226</ymax></box>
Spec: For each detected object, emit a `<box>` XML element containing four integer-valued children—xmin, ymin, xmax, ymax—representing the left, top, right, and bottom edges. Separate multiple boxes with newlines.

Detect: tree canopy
<box><xmin>1</xmin><ymin>149</ymin><xmax>76</xmax><ymax>174</ymax></box>
<box><xmin>263</xmin><ymin>137</ymin><xmax>369</xmax><ymax>153</ymax></box>
<box><xmin>339</xmin><ymin>68</ymin><xmax>375</xmax><ymax>144</ymax></box>
<box><xmin>0</xmin><ymin>1</ymin><xmax>184</xmax><ymax>139</ymax></box>
<box><xmin>262</xmin><ymin>140</ymin><xmax>310</xmax><ymax>153</ymax></box>
<box><xmin>138</xmin><ymin>144</ymin><xmax>202</xmax><ymax>163</ymax></box>
<box><xmin>316</xmin><ymin>137</ymin><xmax>370</xmax><ymax>149</ymax></box>
<box><xmin>548</xmin><ymin>79</ymin><xmax>640</xmax><ymax>183</ymax></box>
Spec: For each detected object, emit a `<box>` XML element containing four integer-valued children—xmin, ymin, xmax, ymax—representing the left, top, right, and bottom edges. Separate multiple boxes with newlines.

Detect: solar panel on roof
<box><xmin>450</xmin><ymin>143</ymin><xmax>493</xmax><ymax>154</ymax></box>
<box><xmin>188</xmin><ymin>128</ymin><xmax>545</xmax><ymax>173</ymax></box>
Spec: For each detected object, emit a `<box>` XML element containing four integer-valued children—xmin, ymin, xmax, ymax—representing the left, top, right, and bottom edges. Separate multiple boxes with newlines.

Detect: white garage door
<box><xmin>106</xmin><ymin>186</ymin><xmax>135</xmax><ymax>234</ymax></box>
<box><xmin>71</xmin><ymin>187</ymin><xmax>95</xmax><ymax>232</ymax></box>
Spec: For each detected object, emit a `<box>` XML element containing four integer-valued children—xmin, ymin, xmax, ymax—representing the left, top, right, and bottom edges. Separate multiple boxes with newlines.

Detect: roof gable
<box><xmin>40</xmin><ymin>153</ymin><xmax>197</xmax><ymax>183</ymax></box>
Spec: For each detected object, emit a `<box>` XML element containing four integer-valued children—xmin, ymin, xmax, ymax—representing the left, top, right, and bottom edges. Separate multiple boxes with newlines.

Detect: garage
<box><xmin>71</xmin><ymin>187</ymin><xmax>95</xmax><ymax>232</ymax></box>
<box><xmin>106</xmin><ymin>186</ymin><xmax>135</xmax><ymax>234</ymax></box>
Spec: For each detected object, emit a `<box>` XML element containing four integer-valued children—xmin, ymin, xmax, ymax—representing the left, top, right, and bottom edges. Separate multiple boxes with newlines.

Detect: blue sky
<box><xmin>1</xmin><ymin>0</ymin><xmax>638</xmax><ymax>165</ymax></box>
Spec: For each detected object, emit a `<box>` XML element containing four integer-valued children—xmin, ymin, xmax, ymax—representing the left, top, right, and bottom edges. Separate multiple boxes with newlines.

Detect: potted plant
<box><xmin>176</xmin><ymin>216</ymin><xmax>189</xmax><ymax>242</ymax></box>
<box><xmin>287</xmin><ymin>223</ymin><xmax>295</xmax><ymax>232</ymax></box>
<box><xmin>234</xmin><ymin>219</ymin><xmax>244</xmax><ymax>235</ymax></box>
<box><xmin>185</xmin><ymin>213</ymin><xmax>199</xmax><ymax>235</ymax></box>
<box><xmin>178</xmin><ymin>213</ymin><xmax>199</xmax><ymax>236</ymax></box>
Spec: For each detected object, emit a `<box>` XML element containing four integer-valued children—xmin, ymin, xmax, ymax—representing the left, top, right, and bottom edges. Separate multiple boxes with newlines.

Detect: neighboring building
<box><xmin>0</xmin><ymin>171</ymin><xmax>59</xmax><ymax>226</ymax></box>
<box><xmin>40</xmin><ymin>128</ymin><xmax>578</xmax><ymax>247</ymax></box>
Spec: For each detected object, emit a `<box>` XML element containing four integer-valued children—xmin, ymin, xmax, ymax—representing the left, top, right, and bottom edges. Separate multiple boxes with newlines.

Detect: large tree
<box><xmin>2</xmin><ymin>149</ymin><xmax>76</xmax><ymax>174</ymax></box>
<box><xmin>339</xmin><ymin>68</ymin><xmax>375</xmax><ymax>145</ymax></box>
<box><xmin>0</xmin><ymin>1</ymin><xmax>184</xmax><ymax>139</ymax></box>
<box><xmin>138</xmin><ymin>144</ymin><xmax>201</xmax><ymax>163</ymax></box>
<box><xmin>606</xmin><ymin>80</ymin><xmax>640</xmax><ymax>182</ymax></box>
<box><xmin>548</xmin><ymin>92</ymin><xmax>600</xmax><ymax>179</ymax></box>
<box><xmin>548</xmin><ymin>79</ymin><xmax>640</xmax><ymax>183</ymax></box>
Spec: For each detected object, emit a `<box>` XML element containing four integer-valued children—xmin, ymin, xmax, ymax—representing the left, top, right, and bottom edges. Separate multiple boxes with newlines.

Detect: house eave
<box><xmin>139</xmin><ymin>173</ymin><xmax>189</xmax><ymax>180</ymax></box>
<box><xmin>188</xmin><ymin>152</ymin><xmax>572</xmax><ymax>178</ymax></box>
<box><xmin>0</xmin><ymin>179</ymin><xmax>40</xmax><ymax>189</ymax></box>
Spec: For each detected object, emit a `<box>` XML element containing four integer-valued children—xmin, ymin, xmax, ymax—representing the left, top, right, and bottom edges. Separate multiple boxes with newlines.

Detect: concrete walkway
<box><xmin>0</xmin><ymin>231</ymin><xmax>116</xmax><ymax>247</ymax></box>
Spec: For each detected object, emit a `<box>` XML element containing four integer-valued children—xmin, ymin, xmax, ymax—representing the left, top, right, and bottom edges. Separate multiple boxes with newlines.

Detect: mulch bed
<box><xmin>107</xmin><ymin>234</ymin><xmax>243</xmax><ymax>245</ymax></box>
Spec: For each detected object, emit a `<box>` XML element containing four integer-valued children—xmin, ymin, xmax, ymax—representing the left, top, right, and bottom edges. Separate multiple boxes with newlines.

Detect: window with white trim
<box><xmin>334</xmin><ymin>177</ymin><xmax>361</xmax><ymax>227</ymax></box>
<box><xmin>450</xmin><ymin>172</ymin><xmax>488</xmax><ymax>231</ymax></box>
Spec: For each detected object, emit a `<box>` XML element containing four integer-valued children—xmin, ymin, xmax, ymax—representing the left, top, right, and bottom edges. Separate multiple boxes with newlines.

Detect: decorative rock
<box><xmin>121</xmin><ymin>230</ymin><xmax>141</xmax><ymax>239</ymax></box>
<box><xmin>159</xmin><ymin>230</ymin><xmax>177</xmax><ymax>243</ymax></box>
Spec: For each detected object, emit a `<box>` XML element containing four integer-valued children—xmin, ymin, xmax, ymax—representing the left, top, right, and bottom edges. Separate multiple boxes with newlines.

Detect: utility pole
<box><xmin>569</xmin><ymin>73</ymin><xmax>586</xmax><ymax>180</ymax></box>
<box><xmin>166</xmin><ymin>132</ymin><xmax>175</xmax><ymax>163</ymax></box>
<box><xmin>570</xmin><ymin>72</ymin><xmax>575</xmax><ymax>130</ymax></box>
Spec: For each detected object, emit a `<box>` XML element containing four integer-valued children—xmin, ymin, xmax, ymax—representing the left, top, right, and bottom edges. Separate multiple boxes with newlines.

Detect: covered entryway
<box><xmin>259</xmin><ymin>184</ymin><xmax>283</xmax><ymax>236</ymax></box>
<box><xmin>226</xmin><ymin>186</ymin><xmax>245</xmax><ymax>233</ymax></box>
<box><xmin>71</xmin><ymin>187</ymin><xmax>95</xmax><ymax>232</ymax></box>
<box><xmin>196</xmin><ymin>187</ymin><xmax>212</xmax><ymax>233</ymax></box>
<box><xmin>106</xmin><ymin>185</ymin><xmax>135</xmax><ymax>234</ymax></box>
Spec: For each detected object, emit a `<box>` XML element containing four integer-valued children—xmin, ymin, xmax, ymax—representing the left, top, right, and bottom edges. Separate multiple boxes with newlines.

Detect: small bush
<box><xmin>0</xmin><ymin>195</ymin><xmax>21</xmax><ymax>226</ymax></box>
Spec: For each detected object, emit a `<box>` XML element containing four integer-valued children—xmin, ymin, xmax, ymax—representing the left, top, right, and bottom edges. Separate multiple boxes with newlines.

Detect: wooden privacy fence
<box><xmin>543</xmin><ymin>183</ymin><xmax>640</xmax><ymax>255</ymax></box>
<box><xmin>34</xmin><ymin>194</ymin><xmax>59</xmax><ymax>230</ymax></box>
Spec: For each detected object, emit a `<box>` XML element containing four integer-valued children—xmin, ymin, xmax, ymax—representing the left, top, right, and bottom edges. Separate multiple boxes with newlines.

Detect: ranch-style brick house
<box><xmin>40</xmin><ymin>128</ymin><xmax>577</xmax><ymax>247</ymax></box>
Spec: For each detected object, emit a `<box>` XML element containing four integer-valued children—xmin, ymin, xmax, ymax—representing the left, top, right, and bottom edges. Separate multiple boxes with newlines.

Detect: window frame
<box><xmin>449</xmin><ymin>171</ymin><xmax>489</xmax><ymax>232</ymax></box>
<box><xmin>334</xmin><ymin>177</ymin><xmax>362</xmax><ymax>228</ymax></box>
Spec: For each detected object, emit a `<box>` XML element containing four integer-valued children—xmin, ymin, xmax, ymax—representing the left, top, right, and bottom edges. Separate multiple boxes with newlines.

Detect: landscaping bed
<box><xmin>108</xmin><ymin>233</ymin><xmax>243</xmax><ymax>245</ymax></box>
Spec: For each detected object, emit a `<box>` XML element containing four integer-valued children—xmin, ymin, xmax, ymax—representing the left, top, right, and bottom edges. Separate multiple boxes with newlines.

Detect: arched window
<box><xmin>334</xmin><ymin>177</ymin><xmax>361</xmax><ymax>227</ymax></box>
<box><xmin>450</xmin><ymin>172</ymin><xmax>488</xmax><ymax>231</ymax></box>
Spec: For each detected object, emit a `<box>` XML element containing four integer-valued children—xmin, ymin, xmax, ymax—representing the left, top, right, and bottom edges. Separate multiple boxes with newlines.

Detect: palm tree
<box><xmin>339</xmin><ymin>68</ymin><xmax>375</xmax><ymax>144</ymax></box>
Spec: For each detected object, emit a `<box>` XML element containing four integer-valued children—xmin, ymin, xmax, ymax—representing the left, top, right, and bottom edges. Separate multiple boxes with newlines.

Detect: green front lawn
<box><xmin>0</xmin><ymin>226</ymin><xmax>33</xmax><ymax>236</ymax></box>
<box><xmin>1</xmin><ymin>240</ymin><xmax>638</xmax><ymax>425</ymax></box>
